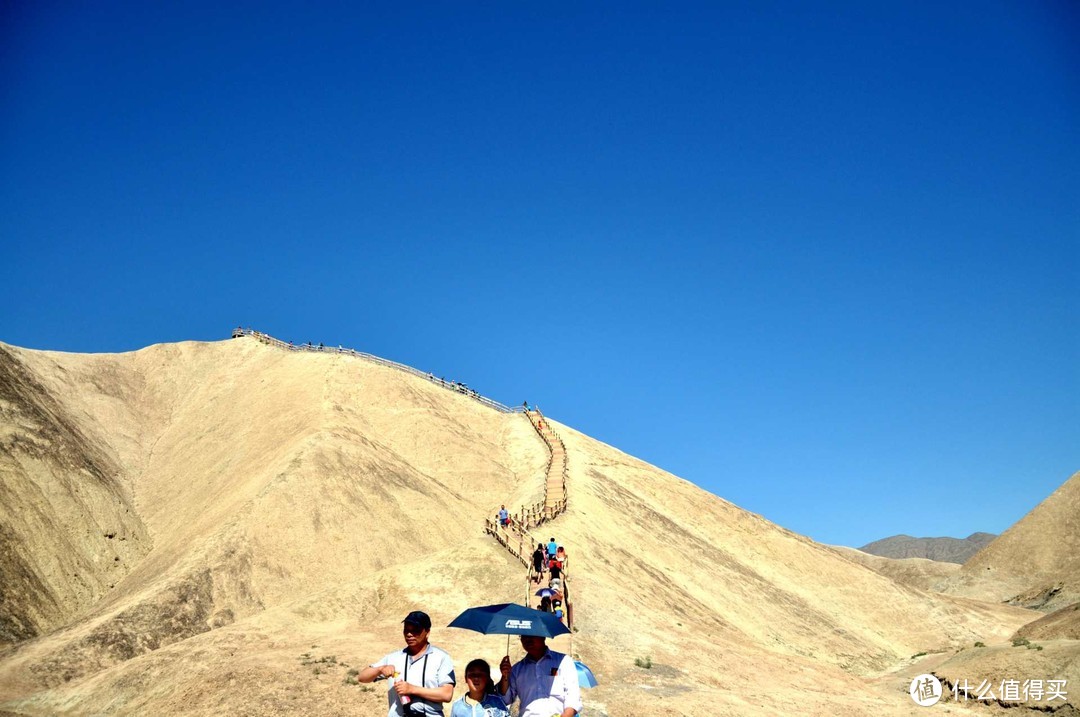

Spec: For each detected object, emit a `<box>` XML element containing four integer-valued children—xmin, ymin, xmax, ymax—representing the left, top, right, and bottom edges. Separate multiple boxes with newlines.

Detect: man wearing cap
<box><xmin>358</xmin><ymin>611</ymin><xmax>456</xmax><ymax>716</ymax></box>
<box><xmin>497</xmin><ymin>635</ymin><xmax>582</xmax><ymax>717</ymax></box>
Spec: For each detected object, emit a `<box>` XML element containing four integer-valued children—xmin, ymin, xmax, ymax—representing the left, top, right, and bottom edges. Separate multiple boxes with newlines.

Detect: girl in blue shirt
<box><xmin>450</xmin><ymin>659</ymin><xmax>509</xmax><ymax>717</ymax></box>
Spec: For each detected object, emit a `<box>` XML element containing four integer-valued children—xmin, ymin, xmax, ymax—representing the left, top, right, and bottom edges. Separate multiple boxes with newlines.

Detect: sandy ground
<box><xmin>0</xmin><ymin>337</ymin><xmax>1075</xmax><ymax>716</ymax></box>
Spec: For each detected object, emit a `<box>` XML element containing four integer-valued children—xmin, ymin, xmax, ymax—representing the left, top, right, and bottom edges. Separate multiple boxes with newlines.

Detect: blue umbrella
<box><xmin>448</xmin><ymin>603</ymin><xmax>570</xmax><ymax>638</ymax></box>
<box><xmin>575</xmin><ymin>661</ymin><xmax>598</xmax><ymax>688</ymax></box>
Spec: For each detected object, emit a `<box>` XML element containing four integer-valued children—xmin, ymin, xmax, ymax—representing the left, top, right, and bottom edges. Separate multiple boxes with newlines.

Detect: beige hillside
<box><xmin>828</xmin><ymin>546</ymin><xmax>960</xmax><ymax>593</ymax></box>
<box><xmin>944</xmin><ymin>471</ymin><xmax>1080</xmax><ymax>612</ymax></box>
<box><xmin>1014</xmin><ymin>603</ymin><xmax>1080</xmax><ymax>641</ymax></box>
<box><xmin>0</xmin><ymin>336</ymin><xmax>1068</xmax><ymax>716</ymax></box>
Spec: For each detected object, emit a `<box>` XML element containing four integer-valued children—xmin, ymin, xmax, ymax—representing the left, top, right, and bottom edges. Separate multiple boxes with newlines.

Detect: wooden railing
<box><xmin>231</xmin><ymin>327</ymin><xmax>574</xmax><ymax>627</ymax></box>
<box><xmin>525</xmin><ymin>408</ymin><xmax>570</xmax><ymax>516</ymax></box>
<box><xmin>231</xmin><ymin>327</ymin><xmax>523</xmax><ymax>415</ymax></box>
<box><xmin>483</xmin><ymin>517</ymin><xmax>536</xmax><ymax>568</ymax></box>
<box><xmin>482</xmin><ymin>405</ymin><xmax>574</xmax><ymax>628</ymax></box>
<box><xmin>482</xmin><ymin>407</ymin><xmax>570</xmax><ymax>539</ymax></box>
<box><xmin>484</xmin><ymin>516</ymin><xmax>573</xmax><ymax>628</ymax></box>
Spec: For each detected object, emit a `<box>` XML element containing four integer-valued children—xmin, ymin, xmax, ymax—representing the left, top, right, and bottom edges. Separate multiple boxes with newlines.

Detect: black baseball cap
<box><xmin>402</xmin><ymin>611</ymin><xmax>431</xmax><ymax>630</ymax></box>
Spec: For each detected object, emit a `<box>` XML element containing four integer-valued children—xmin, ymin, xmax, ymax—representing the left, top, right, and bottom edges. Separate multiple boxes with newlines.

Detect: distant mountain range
<box><xmin>858</xmin><ymin>532</ymin><xmax>997</xmax><ymax>564</ymax></box>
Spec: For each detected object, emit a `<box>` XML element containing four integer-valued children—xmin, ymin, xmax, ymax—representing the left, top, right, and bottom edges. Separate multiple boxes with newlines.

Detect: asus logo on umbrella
<box><xmin>505</xmin><ymin>619</ymin><xmax>532</xmax><ymax>629</ymax></box>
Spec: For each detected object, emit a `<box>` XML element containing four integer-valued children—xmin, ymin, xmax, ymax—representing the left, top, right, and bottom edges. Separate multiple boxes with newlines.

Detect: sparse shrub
<box><xmin>361</xmin><ymin>686</ymin><xmax>373</xmax><ymax>693</ymax></box>
<box><xmin>1012</xmin><ymin>637</ymin><xmax>1030</xmax><ymax>648</ymax></box>
<box><xmin>1027</xmin><ymin>644</ymin><xmax>1043</xmax><ymax>651</ymax></box>
<box><xmin>974</xmin><ymin>642</ymin><xmax>985</xmax><ymax>648</ymax></box>
<box><xmin>634</xmin><ymin>656</ymin><xmax>652</xmax><ymax>669</ymax></box>
<box><xmin>313</xmin><ymin>667</ymin><xmax>322</xmax><ymax>675</ymax></box>
<box><xmin>911</xmin><ymin>652</ymin><xmax>927</xmax><ymax>659</ymax></box>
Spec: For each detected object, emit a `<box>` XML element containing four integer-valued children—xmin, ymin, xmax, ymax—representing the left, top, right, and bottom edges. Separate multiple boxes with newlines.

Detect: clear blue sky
<box><xmin>2</xmin><ymin>2</ymin><xmax>1077</xmax><ymax>548</ymax></box>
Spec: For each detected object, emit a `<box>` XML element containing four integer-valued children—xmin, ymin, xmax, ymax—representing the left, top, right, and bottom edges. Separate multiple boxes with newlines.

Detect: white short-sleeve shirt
<box><xmin>372</xmin><ymin>644</ymin><xmax>457</xmax><ymax>717</ymax></box>
<box><xmin>505</xmin><ymin>649</ymin><xmax>582</xmax><ymax>717</ymax></box>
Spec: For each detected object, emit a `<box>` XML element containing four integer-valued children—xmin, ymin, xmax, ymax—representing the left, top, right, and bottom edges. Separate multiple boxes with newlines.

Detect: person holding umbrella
<box><xmin>448</xmin><ymin>603</ymin><xmax>577</xmax><ymax>716</ymax></box>
<box><xmin>498</xmin><ymin>635</ymin><xmax>582</xmax><ymax>717</ymax></box>
<box><xmin>449</xmin><ymin>603</ymin><xmax>597</xmax><ymax>700</ymax></box>
<box><xmin>357</xmin><ymin>611</ymin><xmax>456</xmax><ymax>716</ymax></box>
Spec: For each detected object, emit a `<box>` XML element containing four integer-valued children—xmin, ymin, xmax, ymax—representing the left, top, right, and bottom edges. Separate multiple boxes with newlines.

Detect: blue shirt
<box><xmin>449</xmin><ymin>694</ymin><xmax>510</xmax><ymax>717</ymax></box>
<box><xmin>547</xmin><ymin>541</ymin><xmax>557</xmax><ymax>557</ymax></box>
<box><xmin>504</xmin><ymin>649</ymin><xmax>582</xmax><ymax>717</ymax></box>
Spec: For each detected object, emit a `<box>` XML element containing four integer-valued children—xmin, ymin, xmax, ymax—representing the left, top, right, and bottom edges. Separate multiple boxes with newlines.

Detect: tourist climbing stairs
<box><xmin>525</xmin><ymin>407</ymin><xmax>569</xmax><ymax>518</ymax></box>
<box><xmin>232</xmin><ymin>328</ymin><xmax>576</xmax><ymax>643</ymax></box>
<box><xmin>483</xmin><ymin>405</ymin><xmax>574</xmax><ymax>659</ymax></box>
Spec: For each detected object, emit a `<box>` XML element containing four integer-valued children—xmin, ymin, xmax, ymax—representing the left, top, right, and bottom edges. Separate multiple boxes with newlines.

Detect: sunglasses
<box><xmin>403</xmin><ymin>624</ymin><xmax>427</xmax><ymax>634</ymax></box>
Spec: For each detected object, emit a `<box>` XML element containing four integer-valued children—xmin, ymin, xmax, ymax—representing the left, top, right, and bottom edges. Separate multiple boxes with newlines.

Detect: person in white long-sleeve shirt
<box><xmin>497</xmin><ymin>635</ymin><xmax>581</xmax><ymax>717</ymax></box>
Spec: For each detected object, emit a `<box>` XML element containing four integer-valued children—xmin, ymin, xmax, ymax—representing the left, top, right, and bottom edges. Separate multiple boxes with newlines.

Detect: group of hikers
<box><xmin>233</xmin><ymin>328</ymin><xmax>490</xmax><ymax>402</ymax></box>
<box><xmin>358</xmin><ymin>515</ymin><xmax>576</xmax><ymax>716</ymax></box>
<box><xmin>532</xmin><ymin>538</ymin><xmax>568</xmax><ymax>622</ymax></box>
<box><xmin>232</xmin><ymin>329</ymin><xmax>578</xmax><ymax>713</ymax></box>
<box><xmin>495</xmin><ymin>505</ymin><xmax>569</xmax><ymax>620</ymax></box>
<box><xmin>428</xmin><ymin>372</ymin><xmax>481</xmax><ymax>398</ymax></box>
<box><xmin>359</xmin><ymin>610</ymin><xmax>582</xmax><ymax>717</ymax></box>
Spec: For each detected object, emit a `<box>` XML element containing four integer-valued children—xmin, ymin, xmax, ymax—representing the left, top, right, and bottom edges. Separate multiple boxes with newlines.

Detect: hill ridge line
<box><xmin>231</xmin><ymin>327</ymin><xmax>521</xmax><ymax>414</ymax></box>
<box><xmin>233</xmin><ymin>327</ymin><xmax>576</xmax><ymax>626</ymax></box>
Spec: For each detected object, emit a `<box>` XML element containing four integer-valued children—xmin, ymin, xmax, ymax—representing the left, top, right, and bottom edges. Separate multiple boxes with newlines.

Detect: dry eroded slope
<box><xmin>0</xmin><ymin>337</ymin><xmax>1054</xmax><ymax>716</ymax></box>
<box><xmin>946</xmin><ymin>471</ymin><xmax>1080</xmax><ymax>612</ymax></box>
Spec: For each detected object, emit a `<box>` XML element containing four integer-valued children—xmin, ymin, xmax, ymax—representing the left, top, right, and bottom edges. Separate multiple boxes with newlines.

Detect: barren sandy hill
<box><xmin>829</xmin><ymin>547</ymin><xmax>960</xmax><ymax>593</ymax></box>
<box><xmin>943</xmin><ymin>471</ymin><xmax>1080</xmax><ymax>613</ymax></box>
<box><xmin>0</xmin><ymin>344</ymin><xmax>152</xmax><ymax>643</ymax></box>
<box><xmin>858</xmin><ymin>533</ymin><xmax>996</xmax><ymax>564</ymax></box>
<box><xmin>0</xmin><ymin>337</ymin><xmax>1067</xmax><ymax>716</ymax></box>
<box><xmin>1014</xmin><ymin>603</ymin><xmax>1080</xmax><ymax>641</ymax></box>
